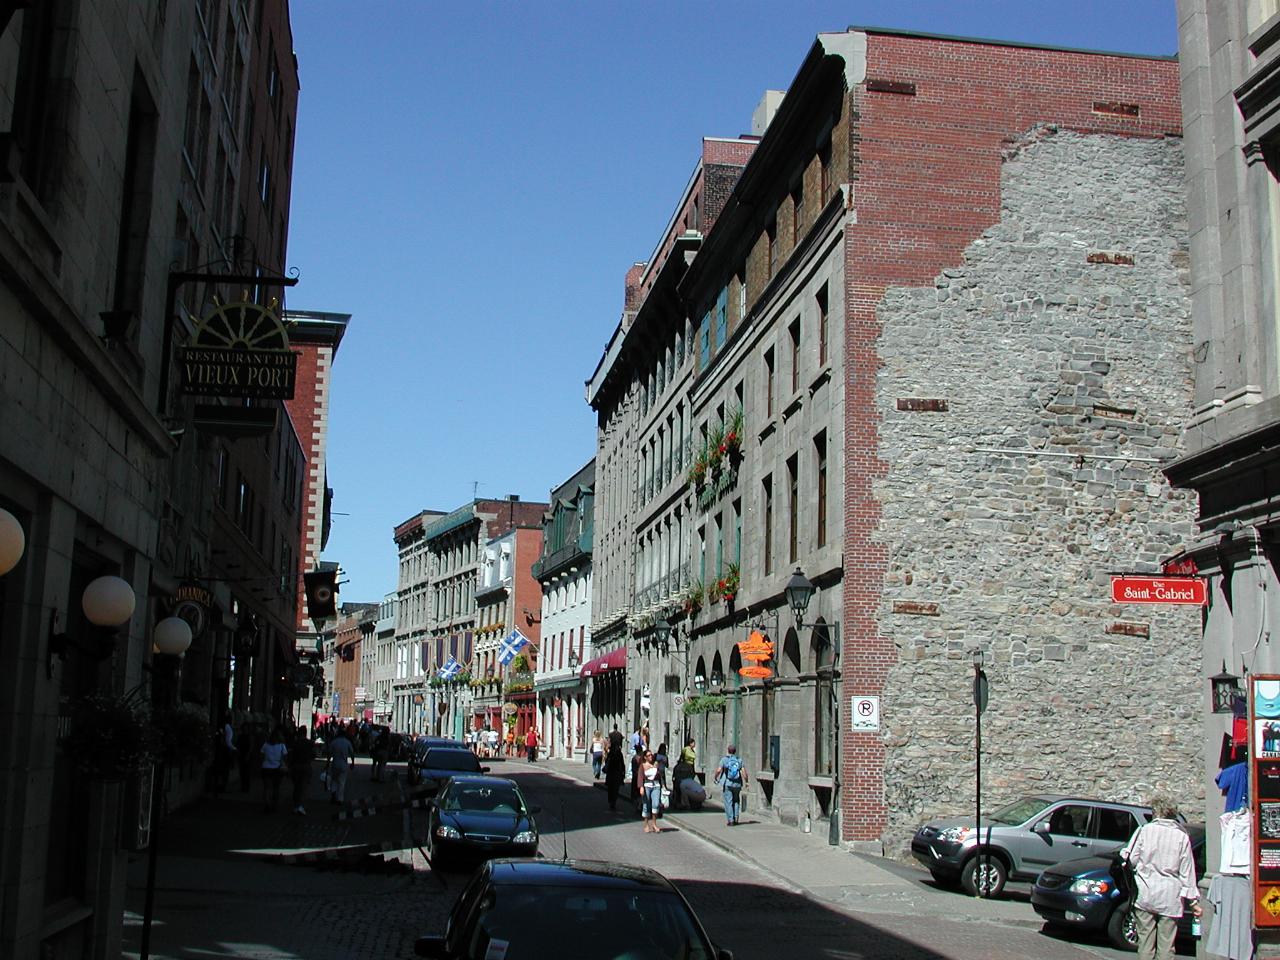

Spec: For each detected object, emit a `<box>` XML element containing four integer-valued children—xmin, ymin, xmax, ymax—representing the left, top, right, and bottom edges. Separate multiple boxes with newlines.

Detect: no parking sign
<box><xmin>851</xmin><ymin>696</ymin><xmax>880</xmax><ymax>732</ymax></box>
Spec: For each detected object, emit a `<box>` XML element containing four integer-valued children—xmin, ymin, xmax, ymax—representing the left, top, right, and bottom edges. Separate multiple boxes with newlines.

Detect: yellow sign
<box><xmin>1263</xmin><ymin>887</ymin><xmax>1280</xmax><ymax>917</ymax></box>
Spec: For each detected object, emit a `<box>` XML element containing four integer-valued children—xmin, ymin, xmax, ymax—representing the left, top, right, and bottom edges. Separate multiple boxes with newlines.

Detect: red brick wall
<box><xmin>512</xmin><ymin>527</ymin><xmax>546</xmax><ymax>651</ymax></box>
<box><xmin>840</xmin><ymin>33</ymin><xmax>1180</xmax><ymax>843</ymax></box>
<box><xmin>285</xmin><ymin>344</ymin><xmax>326</xmax><ymax>632</ymax></box>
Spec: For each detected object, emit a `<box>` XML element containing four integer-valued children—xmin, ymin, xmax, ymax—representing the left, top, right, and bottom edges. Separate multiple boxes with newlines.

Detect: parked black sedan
<box><xmin>1031</xmin><ymin>823</ymin><xmax>1204</xmax><ymax>951</ymax></box>
<box><xmin>409</xmin><ymin>746</ymin><xmax>487</xmax><ymax>792</ymax></box>
<box><xmin>414</xmin><ymin>859</ymin><xmax>732</xmax><ymax>959</ymax></box>
<box><xmin>426</xmin><ymin>776</ymin><xmax>539</xmax><ymax>869</ymax></box>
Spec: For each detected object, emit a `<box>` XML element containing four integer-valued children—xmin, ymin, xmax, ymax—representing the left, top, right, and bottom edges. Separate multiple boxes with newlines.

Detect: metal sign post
<box><xmin>973</xmin><ymin>652</ymin><xmax>988</xmax><ymax>897</ymax></box>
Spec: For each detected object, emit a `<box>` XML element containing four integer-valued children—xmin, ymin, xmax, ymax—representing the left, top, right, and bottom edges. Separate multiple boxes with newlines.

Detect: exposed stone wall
<box><xmin>875</xmin><ymin>129</ymin><xmax>1201</xmax><ymax>856</ymax></box>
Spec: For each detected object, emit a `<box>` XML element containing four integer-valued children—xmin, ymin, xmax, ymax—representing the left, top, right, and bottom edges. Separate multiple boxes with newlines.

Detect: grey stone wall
<box><xmin>875</xmin><ymin>130</ymin><xmax>1202</xmax><ymax>856</ymax></box>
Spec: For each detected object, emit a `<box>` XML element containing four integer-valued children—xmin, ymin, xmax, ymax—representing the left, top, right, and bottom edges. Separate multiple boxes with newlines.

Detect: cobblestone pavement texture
<box><xmin>122</xmin><ymin>756</ymin><xmax>1152</xmax><ymax>959</ymax></box>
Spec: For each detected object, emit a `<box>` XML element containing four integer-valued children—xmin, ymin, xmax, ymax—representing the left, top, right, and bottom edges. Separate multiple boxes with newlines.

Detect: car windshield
<box><xmin>989</xmin><ymin>797</ymin><xmax>1050</xmax><ymax>825</ymax></box>
<box><xmin>443</xmin><ymin>784</ymin><xmax>524</xmax><ymax>814</ymax></box>
<box><xmin>463</xmin><ymin>886</ymin><xmax>713</xmax><ymax>960</ymax></box>
<box><xmin>424</xmin><ymin>750</ymin><xmax>481</xmax><ymax>772</ymax></box>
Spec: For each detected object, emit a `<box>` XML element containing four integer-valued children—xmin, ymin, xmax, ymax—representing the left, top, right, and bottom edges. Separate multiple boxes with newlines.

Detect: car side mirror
<box><xmin>414</xmin><ymin>935</ymin><xmax>448</xmax><ymax>958</ymax></box>
<box><xmin>1033</xmin><ymin>820</ymin><xmax>1051</xmax><ymax>834</ymax></box>
<box><xmin>481</xmin><ymin>766</ymin><xmax>490</xmax><ymax>773</ymax></box>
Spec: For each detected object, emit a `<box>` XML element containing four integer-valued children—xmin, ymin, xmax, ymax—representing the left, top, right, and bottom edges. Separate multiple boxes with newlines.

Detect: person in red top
<box><xmin>525</xmin><ymin>727</ymin><xmax>539</xmax><ymax>763</ymax></box>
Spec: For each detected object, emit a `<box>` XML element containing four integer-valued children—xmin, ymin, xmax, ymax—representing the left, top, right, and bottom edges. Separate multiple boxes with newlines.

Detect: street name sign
<box><xmin>1110</xmin><ymin>575</ymin><xmax>1207</xmax><ymax>606</ymax></box>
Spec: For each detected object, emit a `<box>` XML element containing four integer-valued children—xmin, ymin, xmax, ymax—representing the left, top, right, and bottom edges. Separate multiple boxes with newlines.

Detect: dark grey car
<box><xmin>911</xmin><ymin>794</ymin><xmax>1154</xmax><ymax>897</ymax></box>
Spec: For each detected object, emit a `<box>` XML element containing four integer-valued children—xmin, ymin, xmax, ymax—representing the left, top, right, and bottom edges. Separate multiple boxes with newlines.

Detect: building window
<box><xmin>762</xmin><ymin>475</ymin><xmax>774</xmax><ymax>576</ymax></box>
<box><xmin>787</xmin><ymin>454</ymin><xmax>798</xmax><ymax>565</ymax></box>
<box><xmin>767</xmin><ymin>219</ymin><xmax>778</xmax><ymax>278</ymax></box>
<box><xmin>817</xmin><ymin>283</ymin><xmax>829</xmax><ymax>368</ymax></box>
<box><xmin>258</xmin><ymin>148</ymin><xmax>270</xmax><ymax>207</ymax></box>
<box><xmin>815</xmin><ymin>431</ymin><xmax>827</xmax><ymax>549</ymax></box>
<box><xmin>732</xmin><ymin>498</ymin><xmax>742</xmax><ymax>566</ymax></box>
<box><xmin>764</xmin><ymin>347</ymin><xmax>775</xmax><ymax>417</ymax></box>
<box><xmin>819</xmin><ymin>136</ymin><xmax>832</xmax><ymax>200</ymax></box>
<box><xmin>792</xmin><ymin>181</ymin><xmax>804</xmax><ymax>244</ymax></box>
<box><xmin>789</xmin><ymin>317</ymin><xmax>801</xmax><ymax>395</ymax></box>
<box><xmin>715</xmin><ymin>287</ymin><xmax>728</xmax><ymax>352</ymax></box>
<box><xmin>699</xmin><ymin>312</ymin><xmax>711</xmax><ymax>369</ymax></box>
<box><xmin>737</xmin><ymin>266</ymin><xmax>747</xmax><ymax>323</ymax></box>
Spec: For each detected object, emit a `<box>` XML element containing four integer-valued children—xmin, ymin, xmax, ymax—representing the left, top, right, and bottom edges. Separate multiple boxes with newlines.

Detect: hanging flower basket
<box><xmin>63</xmin><ymin>692</ymin><xmax>154</xmax><ymax>781</ymax></box>
<box><xmin>151</xmin><ymin>703</ymin><xmax>213</xmax><ymax>765</ymax></box>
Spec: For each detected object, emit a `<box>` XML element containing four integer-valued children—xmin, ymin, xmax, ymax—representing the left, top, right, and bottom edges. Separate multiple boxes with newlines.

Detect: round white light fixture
<box><xmin>0</xmin><ymin>507</ymin><xmax>25</xmax><ymax>577</ymax></box>
<box><xmin>81</xmin><ymin>575</ymin><xmax>136</xmax><ymax>627</ymax></box>
<box><xmin>153</xmin><ymin>616</ymin><xmax>193</xmax><ymax>656</ymax></box>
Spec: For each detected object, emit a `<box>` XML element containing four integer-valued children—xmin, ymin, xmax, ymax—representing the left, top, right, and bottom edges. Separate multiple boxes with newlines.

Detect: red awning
<box><xmin>580</xmin><ymin>646</ymin><xmax>626</xmax><ymax>679</ymax></box>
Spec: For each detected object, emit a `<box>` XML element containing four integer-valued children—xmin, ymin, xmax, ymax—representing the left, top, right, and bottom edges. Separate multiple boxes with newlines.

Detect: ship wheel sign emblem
<box><xmin>180</xmin><ymin>300</ymin><xmax>298</xmax><ymax>400</ymax></box>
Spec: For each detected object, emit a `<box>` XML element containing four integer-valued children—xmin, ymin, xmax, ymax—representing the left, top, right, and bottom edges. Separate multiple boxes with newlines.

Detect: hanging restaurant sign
<box><xmin>179</xmin><ymin>300</ymin><xmax>298</xmax><ymax>400</ymax></box>
<box><xmin>738</xmin><ymin>630</ymin><xmax>775</xmax><ymax>679</ymax></box>
<box><xmin>1110</xmin><ymin>575</ymin><xmax>1207</xmax><ymax>606</ymax></box>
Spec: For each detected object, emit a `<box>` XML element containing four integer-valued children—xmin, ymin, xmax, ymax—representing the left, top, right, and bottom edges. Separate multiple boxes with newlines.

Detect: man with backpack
<box><xmin>713</xmin><ymin>744</ymin><xmax>748</xmax><ymax>826</ymax></box>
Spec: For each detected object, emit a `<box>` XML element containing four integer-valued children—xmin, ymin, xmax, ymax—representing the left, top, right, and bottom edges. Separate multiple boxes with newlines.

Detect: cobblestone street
<box><xmin>122</xmin><ymin>758</ymin><xmax>1153</xmax><ymax>960</ymax></box>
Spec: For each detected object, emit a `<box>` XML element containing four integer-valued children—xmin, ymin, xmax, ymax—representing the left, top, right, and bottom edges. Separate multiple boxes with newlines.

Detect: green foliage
<box><xmin>63</xmin><ymin>691</ymin><xmax>153</xmax><ymax>780</ymax></box>
<box><xmin>152</xmin><ymin>703</ymin><xmax>213</xmax><ymax>764</ymax></box>
<box><xmin>682</xmin><ymin>694</ymin><xmax>728</xmax><ymax>717</ymax></box>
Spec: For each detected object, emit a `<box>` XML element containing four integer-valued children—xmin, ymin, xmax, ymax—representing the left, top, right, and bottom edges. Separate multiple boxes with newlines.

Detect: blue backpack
<box><xmin>722</xmin><ymin>755</ymin><xmax>743</xmax><ymax>785</ymax></box>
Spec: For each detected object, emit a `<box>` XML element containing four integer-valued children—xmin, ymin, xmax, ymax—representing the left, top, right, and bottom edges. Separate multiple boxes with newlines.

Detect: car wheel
<box><xmin>959</xmin><ymin>853</ymin><xmax>1008</xmax><ymax>898</ymax></box>
<box><xmin>930</xmin><ymin>869</ymin><xmax>960</xmax><ymax>888</ymax></box>
<box><xmin>1106</xmin><ymin>905</ymin><xmax>1139</xmax><ymax>952</ymax></box>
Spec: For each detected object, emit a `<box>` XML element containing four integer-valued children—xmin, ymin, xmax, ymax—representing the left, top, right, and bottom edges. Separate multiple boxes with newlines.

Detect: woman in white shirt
<box><xmin>260</xmin><ymin>726</ymin><xmax>289</xmax><ymax>813</ymax></box>
<box><xmin>591</xmin><ymin>730</ymin><xmax>605</xmax><ymax>779</ymax></box>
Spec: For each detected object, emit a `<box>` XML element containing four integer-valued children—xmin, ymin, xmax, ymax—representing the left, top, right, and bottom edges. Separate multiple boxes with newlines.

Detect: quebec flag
<box><xmin>496</xmin><ymin>629</ymin><xmax>529</xmax><ymax>666</ymax></box>
<box><xmin>437</xmin><ymin>656</ymin><xmax>462</xmax><ymax>680</ymax></box>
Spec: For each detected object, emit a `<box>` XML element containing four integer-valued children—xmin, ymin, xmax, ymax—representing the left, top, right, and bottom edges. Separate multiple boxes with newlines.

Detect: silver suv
<box><xmin>910</xmin><ymin>794</ymin><xmax>1154</xmax><ymax>898</ymax></box>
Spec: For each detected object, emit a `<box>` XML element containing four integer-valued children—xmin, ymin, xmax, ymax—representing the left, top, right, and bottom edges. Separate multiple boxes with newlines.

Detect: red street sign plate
<box><xmin>1110</xmin><ymin>576</ymin><xmax>1207</xmax><ymax>606</ymax></box>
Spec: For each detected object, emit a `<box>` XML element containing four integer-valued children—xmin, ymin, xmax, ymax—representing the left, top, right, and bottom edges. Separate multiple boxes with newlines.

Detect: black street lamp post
<box><xmin>786</xmin><ymin>568</ymin><xmax>842</xmax><ymax>846</ymax></box>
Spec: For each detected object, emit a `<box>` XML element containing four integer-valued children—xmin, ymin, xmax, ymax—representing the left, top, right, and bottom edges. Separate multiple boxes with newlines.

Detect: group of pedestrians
<box><xmin>595</xmin><ymin>724</ymin><xmax>748</xmax><ymax>830</ymax></box>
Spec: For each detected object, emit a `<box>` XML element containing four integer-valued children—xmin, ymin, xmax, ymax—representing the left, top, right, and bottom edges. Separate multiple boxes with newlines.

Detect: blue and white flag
<box><xmin>496</xmin><ymin>629</ymin><xmax>529</xmax><ymax>666</ymax></box>
<box><xmin>437</xmin><ymin>656</ymin><xmax>462</xmax><ymax>680</ymax></box>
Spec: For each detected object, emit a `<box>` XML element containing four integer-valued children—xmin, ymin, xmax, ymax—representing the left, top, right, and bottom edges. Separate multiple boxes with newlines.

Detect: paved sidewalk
<box><xmin>538</xmin><ymin>757</ymin><xmax>1076</xmax><ymax>930</ymax></box>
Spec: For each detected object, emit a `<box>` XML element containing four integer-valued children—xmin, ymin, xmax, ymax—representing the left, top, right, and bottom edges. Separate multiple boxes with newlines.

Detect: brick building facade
<box><xmin>589</xmin><ymin>29</ymin><xmax>1201</xmax><ymax>856</ymax></box>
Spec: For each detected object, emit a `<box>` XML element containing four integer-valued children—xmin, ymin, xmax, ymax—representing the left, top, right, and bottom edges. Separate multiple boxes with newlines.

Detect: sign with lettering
<box><xmin>1110</xmin><ymin>576</ymin><xmax>1207</xmax><ymax>606</ymax></box>
<box><xmin>737</xmin><ymin>630</ymin><xmax>774</xmax><ymax>679</ymax></box>
<box><xmin>179</xmin><ymin>300</ymin><xmax>298</xmax><ymax>400</ymax></box>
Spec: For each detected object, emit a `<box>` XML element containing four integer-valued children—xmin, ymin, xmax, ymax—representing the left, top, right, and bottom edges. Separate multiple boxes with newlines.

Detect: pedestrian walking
<box><xmin>325</xmin><ymin>726</ymin><xmax>354</xmax><ymax>804</ymax></box>
<box><xmin>608</xmin><ymin>724</ymin><xmax>624</xmax><ymax>754</ymax></box>
<box><xmin>260</xmin><ymin>726</ymin><xmax>288</xmax><ymax>813</ymax></box>
<box><xmin>639</xmin><ymin>750</ymin><xmax>662</xmax><ymax>833</ymax></box>
<box><xmin>210</xmin><ymin>713</ymin><xmax>235</xmax><ymax>794</ymax></box>
<box><xmin>671</xmin><ymin>737</ymin><xmax>696</xmax><ymax>809</ymax></box>
<box><xmin>505</xmin><ymin>728</ymin><xmax>516</xmax><ymax>757</ymax></box>
<box><xmin>370</xmin><ymin>727</ymin><xmax>390</xmax><ymax>782</ymax></box>
<box><xmin>590</xmin><ymin>730</ymin><xmax>605</xmax><ymax>779</ymax></box>
<box><xmin>287</xmin><ymin>728</ymin><xmax>315</xmax><ymax>815</ymax></box>
<box><xmin>487</xmin><ymin>727</ymin><xmax>500</xmax><ymax>758</ymax></box>
<box><xmin>713</xmin><ymin>744</ymin><xmax>748</xmax><ymax>826</ymax></box>
<box><xmin>237</xmin><ymin>721</ymin><xmax>256</xmax><ymax>793</ymax></box>
<box><xmin>525</xmin><ymin>727</ymin><xmax>539</xmax><ymax>762</ymax></box>
<box><xmin>1120</xmin><ymin>795</ymin><xmax>1200</xmax><ymax>960</ymax></box>
<box><xmin>605</xmin><ymin>740</ymin><xmax>626</xmax><ymax>811</ymax></box>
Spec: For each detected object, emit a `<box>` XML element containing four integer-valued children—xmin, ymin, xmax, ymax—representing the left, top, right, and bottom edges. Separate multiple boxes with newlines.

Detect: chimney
<box><xmin>624</xmin><ymin>262</ymin><xmax>646</xmax><ymax>313</ymax></box>
<box><xmin>751</xmin><ymin>90</ymin><xmax>786</xmax><ymax>136</ymax></box>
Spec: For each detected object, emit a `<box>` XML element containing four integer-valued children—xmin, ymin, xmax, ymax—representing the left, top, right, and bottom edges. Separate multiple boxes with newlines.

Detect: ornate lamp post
<box><xmin>785</xmin><ymin>567</ymin><xmax>842</xmax><ymax>846</ymax></box>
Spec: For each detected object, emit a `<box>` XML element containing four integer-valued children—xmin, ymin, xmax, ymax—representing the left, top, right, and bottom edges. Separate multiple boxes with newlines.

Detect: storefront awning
<box><xmin>579</xmin><ymin>646</ymin><xmax>626</xmax><ymax>679</ymax></box>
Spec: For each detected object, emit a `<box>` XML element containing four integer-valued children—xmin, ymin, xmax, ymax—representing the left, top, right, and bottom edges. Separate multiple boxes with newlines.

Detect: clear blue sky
<box><xmin>285</xmin><ymin>1</ymin><xmax>1179</xmax><ymax>602</ymax></box>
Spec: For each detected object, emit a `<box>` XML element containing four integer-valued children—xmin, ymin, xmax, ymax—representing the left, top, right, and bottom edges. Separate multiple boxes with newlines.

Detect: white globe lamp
<box><xmin>0</xmin><ymin>507</ymin><xmax>24</xmax><ymax>576</ymax></box>
<box><xmin>153</xmin><ymin>616</ymin><xmax>193</xmax><ymax>656</ymax></box>
<box><xmin>81</xmin><ymin>575</ymin><xmax>136</xmax><ymax>627</ymax></box>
